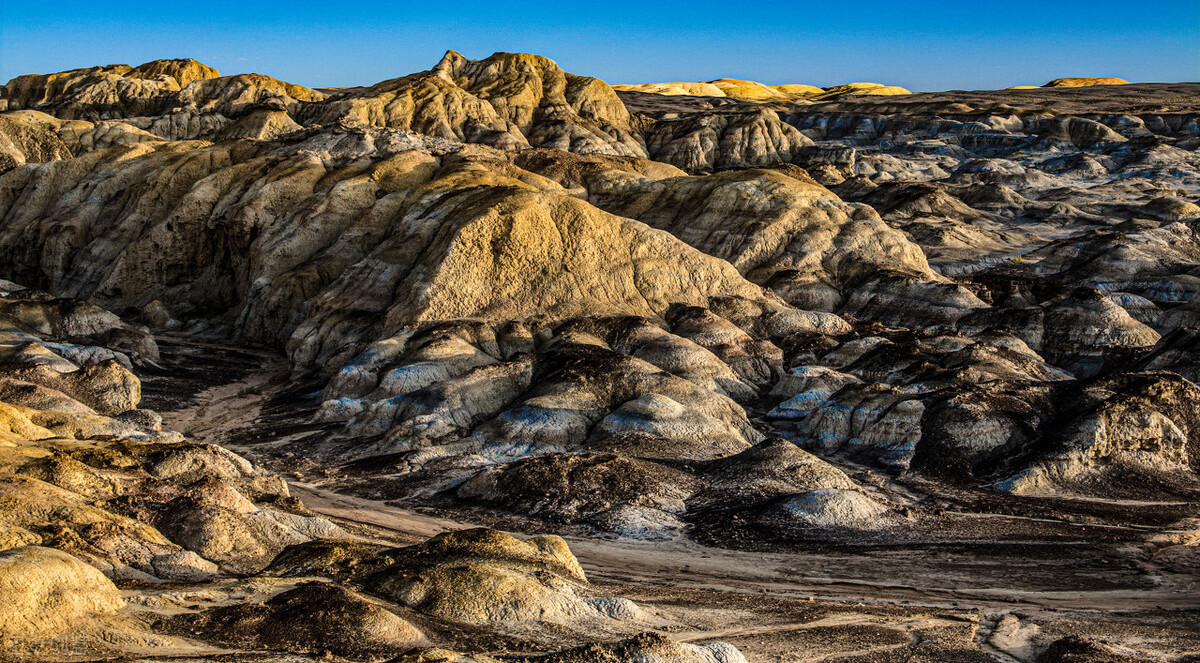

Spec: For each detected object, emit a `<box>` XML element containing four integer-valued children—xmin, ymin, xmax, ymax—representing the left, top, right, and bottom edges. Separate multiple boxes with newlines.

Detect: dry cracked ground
<box><xmin>0</xmin><ymin>53</ymin><xmax>1198</xmax><ymax>662</ymax></box>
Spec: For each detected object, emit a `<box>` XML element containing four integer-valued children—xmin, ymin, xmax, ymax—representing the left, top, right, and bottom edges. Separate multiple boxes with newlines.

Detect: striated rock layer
<box><xmin>0</xmin><ymin>51</ymin><xmax>1199</xmax><ymax>662</ymax></box>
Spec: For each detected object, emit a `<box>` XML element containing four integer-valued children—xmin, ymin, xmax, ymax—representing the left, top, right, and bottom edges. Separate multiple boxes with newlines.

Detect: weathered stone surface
<box><xmin>0</xmin><ymin>545</ymin><xmax>123</xmax><ymax>638</ymax></box>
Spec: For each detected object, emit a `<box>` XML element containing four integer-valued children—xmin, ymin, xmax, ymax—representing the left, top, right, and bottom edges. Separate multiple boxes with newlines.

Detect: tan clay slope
<box><xmin>0</xmin><ymin>132</ymin><xmax>789</xmax><ymax>370</ymax></box>
<box><xmin>287</xmin><ymin>157</ymin><xmax>776</xmax><ymax>369</ymax></box>
<box><xmin>515</xmin><ymin>150</ymin><xmax>938</xmax><ymax>310</ymax></box>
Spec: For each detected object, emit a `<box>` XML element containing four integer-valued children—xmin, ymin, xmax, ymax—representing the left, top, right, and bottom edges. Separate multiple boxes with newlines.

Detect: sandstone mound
<box><xmin>1041</xmin><ymin>288</ymin><xmax>1160</xmax><ymax>376</ymax></box>
<box><xmin>997</xmin><ymin>371</ymin><xmax>1200</xmax><ymax>496</ymax></box>
<box><xmin>269</xmin><ymin>528</ymin><xmax>638</xmax><ymax>626</ymax></box>
<box><xmin>0</xmin><ymin>111</ymin><xmax>73</xmax><ymax>171</ymax></box>
<box><xmin>576</xmin><ymin>165</ymin><xmax>938</xmax><ymax>310</ymax></box>
<box><xmin>685</xmin><ymin>438</ymin><xmax>902</xmax><ymax>538</ymax></box>
<box><xmin>764</xmin><ymin>323</ymin><xmax>1199</xmax><ymax>495</ymax></box>
<box><xmin>312</xmin><ymin>50</ymin><xmax>644</xmax><ymax>157</ymax></box>
<box><xmin>815</xmin><ymin>82</ymin><xmax>912</xmax><ymax>99</ymax></box>
<box><xmin>126</xmin><ymin>58</ymin><xmax>221</xmax><ymax>87</ymax></box>
<box><xmin>695</xmin><ymin>438</ymin><xmax>856</xmax><ymax>506</ymax></box>
<box><xmin>613</xmin><ymin>82</ymin><xmax>728</xmax><ymax>97</ymax></box>
<box><xmin>0</xmin><ymin>545</ymin><xmax>123</xmax><ymax>638</ymax></box>
<box><xmin>772</xmin><ymin>488</ymin><xmax>890</xmax><ymax>529</ymax></box>
<box><xmin>1037</xmin><ymin>635</ymin><xmax>1137</xmax><ymax>662</ymax></box>
<box><xmin>1030</xmin><ymin>219</ymin><xmax>1200</xmax><ymax>320</ymax></box>
<box><xmin>640</xmin><ymin>108</ymin><xmax>815</xmax><ymax>170</ymax></box>
<box><xmin>702</xmin><ymin>78</ymin><xmax>790</xmax><ymax>101</ymax></box>
<box><xmin>527</xmin><ymin>631</ymin><xmax>747</xmax><ymax>663</ymax></box>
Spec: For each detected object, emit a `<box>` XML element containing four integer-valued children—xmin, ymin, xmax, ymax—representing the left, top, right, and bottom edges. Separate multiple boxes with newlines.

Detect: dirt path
<box><xmin>287</xmin><ymin>481</ymin><xmax>1198</xmax><ymax>614</ymax></box>
<box><xmin>150</xmin><ymin>337</ymin><xmax>291</xmax><ymax>445</ymax></box>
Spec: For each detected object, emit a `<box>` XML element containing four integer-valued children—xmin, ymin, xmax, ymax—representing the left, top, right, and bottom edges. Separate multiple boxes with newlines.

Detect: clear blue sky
<box><xmin>2</xmin><ymin>1</ymin><xmax>1197</xmax><ymax>91</ymax></box>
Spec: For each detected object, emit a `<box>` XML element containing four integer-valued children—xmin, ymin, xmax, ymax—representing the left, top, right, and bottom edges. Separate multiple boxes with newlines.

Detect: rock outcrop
<box><xmin>1</xmin><ymin>52</ymin><xmax>1198</xmax><ymax>662</ymax></box>
<box><xmin>614</xmin><ymin>79</ymin><xmax>910</xmax><ymax>102</ymax></box>
<box><xmin>0</xmin><ymin>545</ymin><xmax>124</xmax><ymax>638</ymax></box>
<box><xmin>1042</xmin><ymin>77</ymin><xmax>1131</xmax><ymax>87</ymax></box>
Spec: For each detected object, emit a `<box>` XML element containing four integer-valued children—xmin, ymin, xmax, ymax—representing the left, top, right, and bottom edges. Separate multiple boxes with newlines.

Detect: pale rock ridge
<box><xmin>4</xmin><ymin>53</ymin><xmax>830</xmax><ymax>171</ymax></box>
<box><xmin>0</xmin><ymin>131</ymin><xmax>878</xmax><ymax>380</ymax></box>
<box><xmin>573</xmin><ymin>165</ymin><xmax>938</xmax><ymax>310</ymax></box>
<box><xmin>311</xmin><ymin>50</ymin><xmax>646</xmax><ymax>157</ymax></box>
<box><xmin>639</xmin><ymin>108</ymin><xmax>815</xmax><ymax>171</ymax></box>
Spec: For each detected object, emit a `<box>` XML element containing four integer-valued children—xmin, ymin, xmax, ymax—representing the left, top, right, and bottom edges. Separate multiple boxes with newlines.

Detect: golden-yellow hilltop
<box><xmin>617</xmin><ymin>76</ymin><xmax>1133</xmax><ymax>99</ymax></box>
<box><xmin>1008</xmin><ymin>77</ymin><xmax>1131</xmax><ymax>89</ymax></box>
<box><xmin>613</xmin><ymin>78</ymin><xmax>911</xmax><ymax>101</ymax></box>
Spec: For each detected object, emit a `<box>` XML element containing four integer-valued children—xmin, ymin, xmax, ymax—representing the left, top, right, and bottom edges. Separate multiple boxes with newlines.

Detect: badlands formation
<box><xmin>0</xmin><ymin>52</ymin><xmax>1197</xmax><ymax>661</ymax></box>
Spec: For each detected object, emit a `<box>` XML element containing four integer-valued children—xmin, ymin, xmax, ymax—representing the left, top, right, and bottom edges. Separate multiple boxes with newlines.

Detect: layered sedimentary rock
<box><xmin>308</xmin><ymin>51</ymin><xmax>645</xmax><ymax>157</ymax></box>
<box><xmin>1</xmin><ymin>51</ymin><xmax>1199</xmax><ymax>661</ymax></box>
<box><xmin>0</xmin><ymin>121</ymin><xmax>948</xmax><ymax>378</ymax></box>
<box><xmin>0</xmin><ymin>284</ymin><xmax>743</xmax><ymax>658</ymax></box>
<box><xmin>0</xmin><ymin>288</ymin><xmax>343</xmax><ymax>583</ymax></box>
<box><xmin>0</xmin><ymin>53</ymin><xmax>821</xmax><ymax>172</ymax></box>
<box><xmin>767</xmin><ymin>323</ymin><xmax>1199</xmax><ymax>497</ymax></box>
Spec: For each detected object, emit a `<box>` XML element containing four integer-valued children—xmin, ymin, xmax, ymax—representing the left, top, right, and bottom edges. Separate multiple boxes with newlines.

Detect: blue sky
<box><xmin>2</xmin><ymin>1</ymin><xmax>1197</xmax><ymax>91</ymax></box>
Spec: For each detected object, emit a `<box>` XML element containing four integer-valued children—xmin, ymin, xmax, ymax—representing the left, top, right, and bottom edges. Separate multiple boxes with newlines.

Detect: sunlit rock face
<box><xmin>0</xmin><ymin>51</ymin><xmax>814</xmax><ymax>171</ymax></box>
<box><xmin>3</xmin><ymin>59</ymin><xmax>1200</xmax><ymax>509</ymax></box>
<box><xmin>307</xmin><ymin>50</ymin><xmax>647</xmax><ymax>157</ymax></box>
<box><xmin>1</xmin><ymin>51</ymin><xmax>1200</xmax><ymax>660</ymax></box>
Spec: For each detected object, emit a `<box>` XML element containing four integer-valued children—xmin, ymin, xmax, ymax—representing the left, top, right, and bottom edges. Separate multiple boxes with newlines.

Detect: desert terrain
<box><xmin>0</xmin><ymin>53</ymin><xmax>1197</xmax><ymax>662</ymax></box>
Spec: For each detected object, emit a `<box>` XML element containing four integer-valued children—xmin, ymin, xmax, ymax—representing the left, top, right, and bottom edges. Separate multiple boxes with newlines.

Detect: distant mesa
<box><xmin>814</xmin><ymin>82</ymin><xmax>912</xmax><ymax>98</ymax></box>
<box><xmin>1042</xmin><ymin>77</ymin><xmax>1131</xmax><ymax>87</ymax></box>
<box><xmin>1005</xmin><ymin>77</ymin><xmax>1131</xmax><ymax>90</ymax></box>
<box><xmin>614</xmin><ymin>79</ymin><xmax>911</xmax><ymax>101</ymax></box>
